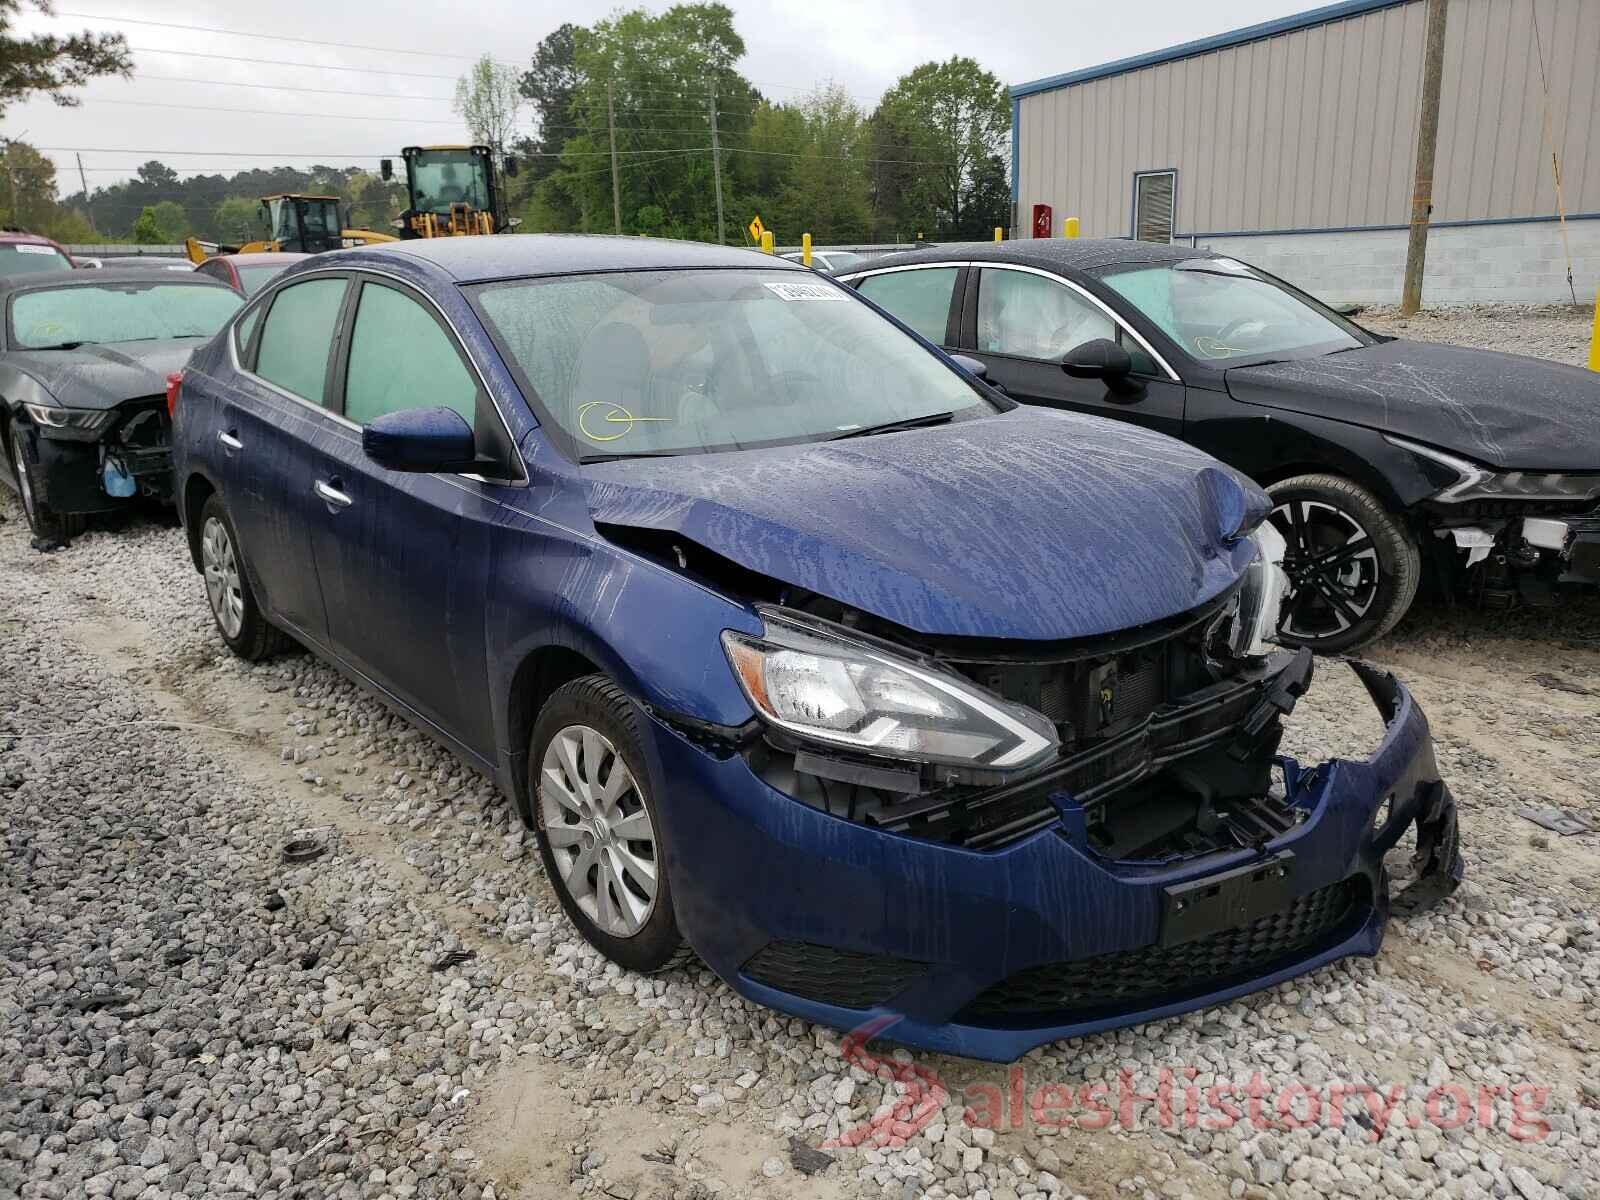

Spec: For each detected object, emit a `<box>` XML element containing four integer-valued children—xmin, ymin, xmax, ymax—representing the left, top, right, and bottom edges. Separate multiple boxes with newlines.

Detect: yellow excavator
<box><xmin>382</xmin><ymin>146</ymin><xmax>521</xmax><ymax>238</ymax></box>
<box><xmin>184</xmin><ymin>194</ymin><xmax>397</xmax><ymax>263</ymax></box>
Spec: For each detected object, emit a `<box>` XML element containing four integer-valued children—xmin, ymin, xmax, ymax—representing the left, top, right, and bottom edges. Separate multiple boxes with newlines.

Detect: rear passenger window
<box><xmin>855</xmin><ymin>268</ymin><xmax>958</xmax><ymax>345</ymax></box>
<box><xmin>343</xmin><ymin>282</ymin><xmax>478</xmax><ymax>426</ymax></box>
<box><xmin>254</xmin><ymin>278</ymin><xmax>346</xmax><ymax>406</ymax></box>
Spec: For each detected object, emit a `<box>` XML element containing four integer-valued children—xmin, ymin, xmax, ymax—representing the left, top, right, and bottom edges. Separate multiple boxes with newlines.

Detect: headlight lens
<box><xmin>23</xmin><ymin>402</ymin><xmax>111</xmax><ymax>432</ymax></box>
<box><xmin>722</xmin><ymin>609</ymin><xmax>1059</xmax><ymax>771</ymax></box>
<box><xmin>1387</xmin><ymin>435</ymin><xmax>1600</xmax><ymax>503</ymax></box>
<box><xmin>1231</xmin><ymin>523</ymin><xmax>1288</xmax><ymax>658</ymax></box>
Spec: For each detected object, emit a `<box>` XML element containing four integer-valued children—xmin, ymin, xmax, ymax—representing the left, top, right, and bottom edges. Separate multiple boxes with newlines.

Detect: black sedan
<box><xmin>842</xmin><ymin>242</ymin><xmax>1600</xmax><ymax>651</ymax></box>
<box><xmin>0</xmin><ymin>269</ymin><xmax>242</xmax><ymax>547</ymax></box>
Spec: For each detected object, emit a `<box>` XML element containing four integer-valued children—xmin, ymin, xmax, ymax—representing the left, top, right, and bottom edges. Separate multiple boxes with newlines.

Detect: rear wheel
<box><xmin>198</xmin><ymin>494</ymin><xmax>288</xmax><ymax>661</ymax></box>
<box><xmin>9</xmin><ymin>423</ymin><xmax>84</xmax><ymax>548</ymax></box>
<box><xmin>1266</xmin><ymin>474</ymin><xmax>1419</xmax><ymax>653</ymax></box>
<box><xmin>530</xmin><ymin>675</ymin><xmax>685</xmax><ymax>973</ymax></box>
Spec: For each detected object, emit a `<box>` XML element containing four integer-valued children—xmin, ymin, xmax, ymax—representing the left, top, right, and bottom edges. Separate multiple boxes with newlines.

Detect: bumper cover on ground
<box><xmin>647</xmin><ymin>661</ymin><xmax>1461</xmax><ymax>1061</ymax></box>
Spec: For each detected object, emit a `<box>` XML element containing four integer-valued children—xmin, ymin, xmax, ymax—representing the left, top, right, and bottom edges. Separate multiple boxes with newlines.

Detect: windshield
<box><xmin>9</xmin><ymin>282</ymin><xmax>242</xmax><ymax>349</ymax></box>
<box><xmin>1100</xmin><ymin>259</ymin><xmax>1364</xmax><ymax>363</ymax></box>
<box><xmin>409</xmin><ymin>150</ymin><xmax>490</xmax><ymax>214</ymax></box>
<box><xmin>472</xmin><ymin>268</ymin><xmax>995</xmax><ymax>460</ymax></box>
<box><xmin>236</xmin><ymin>263</ymin><xmax>291</xmax><ymax>296</ymax></box>
<box><xmin>0</xmin><ymin>242</ymin><xmax>73</xmax><ymax>277</ymax></box>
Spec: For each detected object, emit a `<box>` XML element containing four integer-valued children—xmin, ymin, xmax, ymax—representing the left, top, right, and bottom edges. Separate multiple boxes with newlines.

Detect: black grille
<box><xmin>741</xmin><ymin>941</ymin><xmax>929</xmax><ymax>1010</ymax></box>
<box><xmin>957</xmin><ymin>877</ymin><xmax>1364</xmax><ymax>1024</ymax></box>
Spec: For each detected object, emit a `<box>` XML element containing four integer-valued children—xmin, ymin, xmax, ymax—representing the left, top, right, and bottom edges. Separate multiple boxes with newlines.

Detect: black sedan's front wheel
<box><xmin>1266</xmin><ymin>474</ymin><xmax>1419</xmax><ymax>653</ymax></box>
<box><xmin>9</xmin><ymin>423</ymin><xmax>84</xmax><ymax>548</ymax></box>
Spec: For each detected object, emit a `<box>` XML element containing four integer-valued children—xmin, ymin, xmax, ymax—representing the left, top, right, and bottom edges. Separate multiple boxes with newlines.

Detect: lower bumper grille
<box><xmin>741</xmin><ymin>941</ymin><xmax>929</xmax><ymax>1010</ymax></box>
<box><xmin>957</xmin><ymin>877</ymin><xmax>1364</xmax><ymax>1024</ymax></box>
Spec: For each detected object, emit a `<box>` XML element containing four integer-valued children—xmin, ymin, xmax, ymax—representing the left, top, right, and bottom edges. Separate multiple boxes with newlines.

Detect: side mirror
<box><xmin>948</xmin><ymin>354</ymin><xmax>988</xmax><ymax>381</ymax></box>
<box><xmin>380</xmin><ymin>158</ymin><xmax>393</xmax><ymax>181</ymax></box>
<box><xmin>503</xmin><ymin>155</ymin><xmax>520</xmax><ymax>178</ymax></box>
<box><xmin>362</xmin><ymin>406</ymin><xmax>478</xmax><ymax>473</ymax></box>
<box><xmin>1061</xmin><ymin>338</ymin><xmax>1133</xmax><ymax>380</ymax></box>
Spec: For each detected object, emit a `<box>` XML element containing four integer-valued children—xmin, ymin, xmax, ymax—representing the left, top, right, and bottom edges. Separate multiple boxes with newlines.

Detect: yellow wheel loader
<box><xmin>185</xmin><ymin>194</ymin><xmax>397</xmax><ymax>263</ymax></box>
<box><xmin>382</xmin><ymin>146</ymin><xmax>521</xmax><ymax>238</ymax></box>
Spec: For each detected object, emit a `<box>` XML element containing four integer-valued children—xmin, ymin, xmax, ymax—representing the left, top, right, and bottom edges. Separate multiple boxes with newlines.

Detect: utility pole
<box><xmin>1400</xmin><ymin>0</ymin><xmax>1449</xmax><ymax>316</ymax></box>
<box><xmin>709</xmin><ymin>81</ymin><xmax>725</xmax><ymax>246</ymax></box>
<box><xmin>76</xmin><ymin>153</ymin><xmax>97</xmax><ymax>235</ymax></box>
<box><xmin>607</xmin><ymin>79</ymin><xmax>622</xmax><ymax>235</ymax></box>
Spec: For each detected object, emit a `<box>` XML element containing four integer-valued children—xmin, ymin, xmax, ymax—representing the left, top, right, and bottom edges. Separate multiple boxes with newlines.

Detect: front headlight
<box><xmin>1387</xmin><ymin>435</ymin><xmax>1600</xmax><ymax>503</ymax></box>
<box><xmin>1231</xmin><ymin>523</ymin><xmax>1288</xmax><ymax>658</ymax></box>
<box><xmin>722</xmin><ymin>608</ymin><xmax>1059</xmax><ymax>772</ymax></box>
<box><xmin>23</xmin><ymin>402</ymin><xmax>112</xmax><ymax>433</ymax></box>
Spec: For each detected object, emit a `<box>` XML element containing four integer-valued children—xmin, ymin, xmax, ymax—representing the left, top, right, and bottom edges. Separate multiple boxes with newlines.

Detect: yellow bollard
<box><xmin>1063</xmin><ymin>216</ymin><xmax>1080</xmax><ymax>239</ymax></box>
<box><xmin>802</xmin><ymin>232</ymin><xmax>812</xmax><ymax>267</ymax></box>
<box><xmin>760</xmin><ymin>231</ymin><xmax>774</xmax><ymax>255</ymax></box>
<box><xmin>994</xmin><ymin>226</ymin><xmax>1003</xmax><ymax>242</ymax></box>
<box><xmin>1590</xmin><ymin>289</ymin><xmax>1600</xmax><ymax>372</ymax></box>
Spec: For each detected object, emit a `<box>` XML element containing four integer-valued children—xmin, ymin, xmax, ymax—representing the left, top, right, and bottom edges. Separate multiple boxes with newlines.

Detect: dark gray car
<box><xmin>0</xmin><ymin>269</ymin><xmax>241</xmax><ymax>547</ymax></box>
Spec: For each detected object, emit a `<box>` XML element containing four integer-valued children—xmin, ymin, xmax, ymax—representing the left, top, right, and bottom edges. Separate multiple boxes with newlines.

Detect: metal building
<box><xmin>1010</xmin><ymin>0</ymin><xmax>1600</xmax><ymax>304</ymax></box>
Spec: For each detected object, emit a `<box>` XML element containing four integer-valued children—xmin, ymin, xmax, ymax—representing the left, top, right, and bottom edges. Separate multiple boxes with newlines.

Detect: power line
<box><xmin>87</xmin><ymin>100</ymin><xmax>465</xmax><ymax>125</ymax></box>
<box><xmin>129</xmin><ymin>46</ymin><xmax>459</xmax><ymax>80</ymax></box>
<box><xmin>137</xmin><ymin>75</ymin><xmax>453</xmax><ymax>101</ymax></box>
<box><xmin>53</xmin><ymin>10</ymin><xmax>481</xmax><ymax>59</ymax></box>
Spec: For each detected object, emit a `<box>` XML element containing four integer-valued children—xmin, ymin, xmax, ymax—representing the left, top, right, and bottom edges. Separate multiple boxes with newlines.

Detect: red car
<box><xmin>193</xmin><ymin>251</ymin><xmax>310</xmax><ymax>297</ymax></box>
<box><xmin>0</xmin><ymin>230</ymin><xmax>75</xmax><ymax>277</ymax></box>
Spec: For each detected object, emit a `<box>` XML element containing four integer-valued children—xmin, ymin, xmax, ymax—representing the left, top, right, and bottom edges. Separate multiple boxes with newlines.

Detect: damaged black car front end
<box><xmin>0</xmin><ymin>269</ymin><xmax>241</xmax><ymax>547</ymax></box>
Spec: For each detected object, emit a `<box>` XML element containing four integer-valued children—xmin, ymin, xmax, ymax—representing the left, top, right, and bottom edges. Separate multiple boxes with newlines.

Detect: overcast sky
<box><xmin>8</xmin><ymin>0</ymin><xmax>1313</xmax><ymax>192</ymax></box>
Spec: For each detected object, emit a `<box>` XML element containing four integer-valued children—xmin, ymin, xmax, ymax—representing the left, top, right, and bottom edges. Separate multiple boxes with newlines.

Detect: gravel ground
<box><xmin>4</xmin><ymin>306</ymin><xmax>1600</xmax><ymax>1200</ymax></box>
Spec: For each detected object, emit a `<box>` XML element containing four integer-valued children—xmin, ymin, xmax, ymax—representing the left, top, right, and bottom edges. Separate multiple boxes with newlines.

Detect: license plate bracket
<box><xmin>1160</xmin><ymin>850</ymin><xmax>1296</xmax><ymax>947</ymax></box>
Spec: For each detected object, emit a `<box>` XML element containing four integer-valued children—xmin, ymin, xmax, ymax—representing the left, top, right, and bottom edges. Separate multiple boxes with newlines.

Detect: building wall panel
<box><xmin>1014</xmin><ymin>0</ymin><xmax>1600</xmax><ymax>239</ymax></box>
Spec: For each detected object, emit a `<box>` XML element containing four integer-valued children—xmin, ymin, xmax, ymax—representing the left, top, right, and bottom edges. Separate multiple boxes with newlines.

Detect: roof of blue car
<box><xmin>341</xmin><ymin>234</ymin><xmax>808</xmax><ymax>283</ymax></box>
<box><xmin>858</xmin><ymin>238</ymin><xmax>1211</xmax><ymax>276</ymax></box>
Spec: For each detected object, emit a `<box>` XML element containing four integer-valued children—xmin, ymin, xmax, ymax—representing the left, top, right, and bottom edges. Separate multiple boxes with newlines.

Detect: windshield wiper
<box><xmin>828</xmin><ymin>411</ymin><xmax>953</xmax><ymax>441</ymax></box>
<box><xmin>578</xmin><ymin>450</ymin><xmax>688</xmax><ymax>464</ymax></box>
<box><xmin>29</xmin><ymin>339</ymin><xmax>96</xmax><ymax>351</ymax></box>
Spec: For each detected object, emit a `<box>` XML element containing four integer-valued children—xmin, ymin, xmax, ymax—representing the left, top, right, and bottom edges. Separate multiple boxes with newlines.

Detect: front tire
<box><xmin>1266</xmin><ymin>474</ymin><xmax>1420</xmax><ymax>653</ymax></box>
<box><xmin>530</xmin><ymin>675</ymin><xmax>684</xmax><ymax>973</ymax></box>
<box><xmin>198</xmin><ymin>494</ymin><xmax>288</xmax><ymax>661</ymax></box>
<box><xmin>9</xmin><ymin>423</ymin><xmax>84</xmax><ymax>548</ymax></box>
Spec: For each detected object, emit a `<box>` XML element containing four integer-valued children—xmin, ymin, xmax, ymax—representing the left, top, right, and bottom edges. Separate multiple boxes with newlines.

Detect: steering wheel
<box><xmin>1216</xmin><ymin>317</ymin><xmax>1268</xmax><ymax>342</ymax></box>
<box><xmin>768</xmin><ymin>370</ymin><xmax>822</xmax><ymax>406</ymax></box>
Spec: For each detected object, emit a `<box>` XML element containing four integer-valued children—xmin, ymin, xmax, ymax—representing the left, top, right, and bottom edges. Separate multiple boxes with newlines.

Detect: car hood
<box><xmin>6</xmin><ymin>340</ymin><xmax>199</xmax><ymax>410</ymax></box>
<box><xmin>1225</xmin><ymin>339</ymin><xmax>1600</xmax><ymax>471</ymax></box>
<box><xmin>581</xmin><ymin>407</ymin><xmax>1267</xmax><ymax>642</ymax></box>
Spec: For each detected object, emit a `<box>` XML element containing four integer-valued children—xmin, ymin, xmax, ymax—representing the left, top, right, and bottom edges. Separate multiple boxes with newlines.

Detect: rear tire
<box><xmin>1266</xmin><ymin>474</ymin><xmax>1419</xmax><ymax>653</ymax></box>
<box><xmin>198</xmin><ymin>494</ymin><xmax>289</xmax><ymax>661</ymax></box>
<box><xmin>9</xmin><ymin>423</ymin><xmax>84</xmax><ymax>549</ymax></box>
<box><xmin>529</xmin><ymin>675</ymin><xmax>686</xmax><ymax>974</ymax></box>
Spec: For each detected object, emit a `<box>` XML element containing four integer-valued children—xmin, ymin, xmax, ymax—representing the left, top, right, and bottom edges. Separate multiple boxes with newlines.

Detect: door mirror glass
<box><xmin>1061</xmin><ymin>338</ymin><xmax>1133</xmax><ymax>380</ymax></box>
<box><xmin>362</xmin><ymin>406</ymin><xmax>478</xmax><ymax>473</ymax></box>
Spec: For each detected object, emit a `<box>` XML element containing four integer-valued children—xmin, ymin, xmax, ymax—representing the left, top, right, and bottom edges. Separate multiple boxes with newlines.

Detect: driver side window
<box><xmin>342</xmin><ymin>281</ymin><xmax>479</xmax><ymax>427</ymax></box>
<box><xmin>976</xmin><ymin>268</ymin><xmax>1115</xmax><ymax>360</ymax></box>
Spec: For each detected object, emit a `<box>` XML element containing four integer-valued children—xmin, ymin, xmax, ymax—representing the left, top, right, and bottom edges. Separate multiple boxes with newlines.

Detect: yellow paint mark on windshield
<box><xmin>577</xmin><ymin>401</ymin><xmax>673</xmax><ymax>443</ymax></box>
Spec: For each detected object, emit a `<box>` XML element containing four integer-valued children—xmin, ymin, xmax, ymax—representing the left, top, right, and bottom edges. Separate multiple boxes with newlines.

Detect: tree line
<box><xmin>0</xmin><ymin>1</ymin><xmax>1011</xmax><ymax>247</ymax></box>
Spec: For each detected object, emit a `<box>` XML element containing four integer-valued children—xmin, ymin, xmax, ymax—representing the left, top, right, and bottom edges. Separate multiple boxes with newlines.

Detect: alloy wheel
<box><xmin>201</xmin><ymin>515</ymin><xmax>245</xmax><ymax>639</ymax></box>
<box><xmin>539</xmin><ymin>724</ymin><xmax>659</xmax><ymax>938</ymax></box>
<box><xmin>1269</xmin><ymin>499</ymin><xmax>1380</xmax><ymax>640</ymax></box>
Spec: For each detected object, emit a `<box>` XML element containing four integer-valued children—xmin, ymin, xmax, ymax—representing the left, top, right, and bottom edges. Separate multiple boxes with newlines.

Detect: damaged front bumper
<box><xmin>18</xmin><ymin>406</ymin><xmax>173</xmax><ymax>514</ymax></box>
<box><xmin>645</xmin><ymin>660</ymin><xmax>1461</xmax><ymax>1062</ymax></box>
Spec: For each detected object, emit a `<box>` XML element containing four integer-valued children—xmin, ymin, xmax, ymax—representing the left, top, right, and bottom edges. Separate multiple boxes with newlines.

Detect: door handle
<box><xmin>218</xmin><ymin>430</ymin><xmax>243</xmax><ymax>450</ymax></box>
<box><xmin>314</xmin><ymin>479</ymin><xmax>352</xmax><ymax>508</ymax></box>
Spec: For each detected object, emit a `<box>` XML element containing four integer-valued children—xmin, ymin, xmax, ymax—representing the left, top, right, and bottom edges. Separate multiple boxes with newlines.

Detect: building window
<box><xmin>1132</xmin><ymin>171</ymin><xmax>1176</xmax><ymax>243</ymax></box>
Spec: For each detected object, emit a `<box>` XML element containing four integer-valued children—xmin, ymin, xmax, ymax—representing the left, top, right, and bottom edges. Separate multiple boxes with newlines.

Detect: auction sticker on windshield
<box><xmin>14</xmin><ymin>244</ymin><xmax>57</xmax><ymax>255</ymax></box>
<box><xmin>763</xmin><ymin>280</ymin><xmax>845</xmax><ymax>302</ymax></box>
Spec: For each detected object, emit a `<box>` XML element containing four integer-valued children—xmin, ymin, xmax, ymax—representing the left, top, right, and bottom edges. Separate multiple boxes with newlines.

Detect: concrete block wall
<box><xmin>1196</xmin><ymin>217</ymin><xmax>1600</xmax><ymax>306</ymax></box>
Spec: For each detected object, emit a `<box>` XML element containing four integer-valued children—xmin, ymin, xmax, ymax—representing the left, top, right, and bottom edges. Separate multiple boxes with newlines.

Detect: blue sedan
<box><xmin>168</xmin><ymin>236</ymin><xmax>1460</xmax><ymax>1061</ymax></box>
